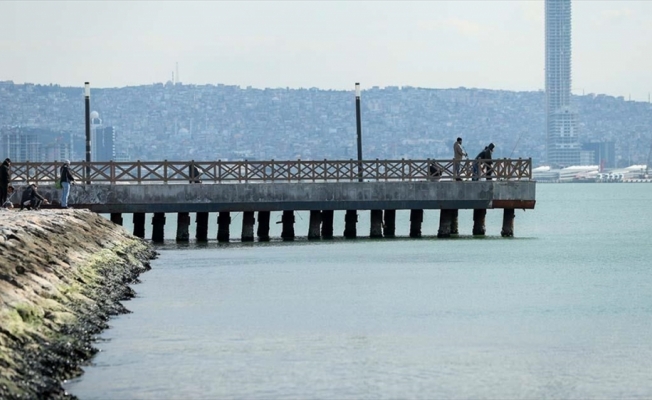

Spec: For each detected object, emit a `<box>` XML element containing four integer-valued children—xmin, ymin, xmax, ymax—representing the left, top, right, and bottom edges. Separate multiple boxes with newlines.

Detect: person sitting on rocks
<box><xmin>20</xmin><ymin>184</ymin><xmax>49</xmax><ymax>211</ymax></box>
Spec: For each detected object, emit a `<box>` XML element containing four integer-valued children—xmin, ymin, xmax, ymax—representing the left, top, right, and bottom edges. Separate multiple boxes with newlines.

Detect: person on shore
<box><xmin>453</xmin><ymin>137</ymin><xmax>468</xmax><ymax>181</ymax></box>
<box><xmin>472</xmin><ymin>143</ymin><xmax>495</xmax><ymax>181</ymax></box>
<box><xmin>20</xmin><ymin>184</ymin><xmax>49</xmax><ymax>211</ymax></box>
<box><xmin>0</xmin><ymin>158</ymin><xmax>11</xmax><ymax>206</ymax></box>
<box><xmin>2</xmin><ymin>185</ymin><xmax>15</xmax><ymax>208</ymax></box>
<box><xmin>59</xmin><ymin>160</ymin><xmax>75</xmax><ymax>209</ymax></box>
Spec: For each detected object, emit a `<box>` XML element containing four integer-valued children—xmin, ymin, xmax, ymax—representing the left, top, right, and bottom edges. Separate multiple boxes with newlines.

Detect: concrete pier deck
<box><xmin>22</xmin><ymin>180</ymin><xmax>535</xmax><ymax>214</ymax></box>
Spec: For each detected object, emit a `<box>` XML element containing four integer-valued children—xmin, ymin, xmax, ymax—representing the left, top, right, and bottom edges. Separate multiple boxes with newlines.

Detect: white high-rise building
<box><xmin>90</xmin><ymin>111</ymin><xmax>116</xmax><ymax>161</ymax></box>
<box><xmin>545</xmin><ymin>0</ymin><xmax>580</xmax><ymax>167</ymax></box>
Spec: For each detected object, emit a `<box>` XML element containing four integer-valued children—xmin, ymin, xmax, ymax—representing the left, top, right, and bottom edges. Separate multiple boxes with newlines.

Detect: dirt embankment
<box><xmin>0</xmin><ymin>209</ymin><xmax>156</xmax><ymax>399</ymax></box>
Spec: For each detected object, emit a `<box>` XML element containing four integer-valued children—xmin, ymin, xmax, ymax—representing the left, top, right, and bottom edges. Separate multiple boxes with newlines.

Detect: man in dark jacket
<box><xmin>472</xmin><ymin>143</ymin><xmax>495</xmax><ymax>181</ymax></box>
<box><xmin>20</xmin><ymin>184</ymin><xmax>49</xmax><ymax>210</ymax></box>
<box><xmin>0</xmin><ymin>158</ymin><xmax>11</xmax><ymax>205</ymax></box>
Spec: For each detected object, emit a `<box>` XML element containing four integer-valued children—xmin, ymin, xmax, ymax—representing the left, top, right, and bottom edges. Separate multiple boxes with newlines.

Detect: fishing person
<box><xmin>59</xmin><ymin>160</ymin><xmax>75</xmax><ymax>208</ymax></box>
<box><xmin>20</xmin><ymin>183</ymin><xmax>49</xmax><ymax>211</ymax></box>
<box><xmin>189</xmin><ymin>163</ymin><xmax>203</xmax><ymax>184</ymax></box>
<box><xmin>453</xmin><ymin>137</ymin><xmax>468</xmax><ymax>181</ymax></box>
<box><xmin>473</xmin><ymin>143</ymin><xmax>495</xmax><ymax>181</ymax></box>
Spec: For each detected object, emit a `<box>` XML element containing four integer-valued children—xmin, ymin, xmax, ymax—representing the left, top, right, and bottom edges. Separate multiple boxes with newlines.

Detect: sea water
<box><xmin>66</xmin><ymin>184</ymin><xmax>652</xmax><ymax>399</ymax></box>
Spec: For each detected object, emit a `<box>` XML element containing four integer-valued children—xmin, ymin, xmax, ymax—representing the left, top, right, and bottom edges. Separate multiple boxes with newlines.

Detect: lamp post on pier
<box><xmin>355</xmin><ymin>82</ymin><xmax>363</xmax><ymax>182</ymax></box>
<box><xmin>84</xmin><ymin>82</ymin><xmax>91</xmax><ymax>184</ymax></box>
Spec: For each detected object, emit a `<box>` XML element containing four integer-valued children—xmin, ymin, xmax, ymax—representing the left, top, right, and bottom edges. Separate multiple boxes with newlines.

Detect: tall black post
<box><xmin>355</xmin><ymin>82</ymin><xmax>363</xmax><ymax>182</ymax></box>
<box><xmin>84</xmin><ymin>82</ymin><xmax>91</xmax><ymax>184</ymax></box>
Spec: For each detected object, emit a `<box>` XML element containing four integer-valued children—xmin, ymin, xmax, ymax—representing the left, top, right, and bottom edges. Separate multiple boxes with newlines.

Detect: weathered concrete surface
<box><xmin>0</xmin><ymin>209</ymin><xmax>156</xmax><ymax>399</ymax></box>
<box><xmin>12</xmin><ymin>181</ymin><xmax>536</xmax><ymax>213</ymax></box>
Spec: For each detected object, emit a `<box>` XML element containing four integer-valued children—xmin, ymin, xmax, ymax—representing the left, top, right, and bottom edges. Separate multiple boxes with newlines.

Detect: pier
<box><xmin>9</xmin><ymin>158</ymin><xmax>535</xmax><ymax>241</ymax></box>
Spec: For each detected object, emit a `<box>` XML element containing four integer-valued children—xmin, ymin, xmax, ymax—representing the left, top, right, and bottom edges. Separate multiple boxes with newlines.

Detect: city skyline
<box><xmin>1</xmin><ymin>1</ymin><xmax>651</xmax><ymax>101</ymax></box>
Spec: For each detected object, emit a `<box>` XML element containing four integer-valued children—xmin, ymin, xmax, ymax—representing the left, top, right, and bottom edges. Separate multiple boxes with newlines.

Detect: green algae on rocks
<box><xmin>0</xmin><ymin>209</ymin><xmax>156</xmax><ymax>399</ymax></box>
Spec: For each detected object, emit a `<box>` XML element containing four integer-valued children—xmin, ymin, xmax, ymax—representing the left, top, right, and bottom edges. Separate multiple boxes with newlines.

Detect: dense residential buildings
<box><xmin>0</xmin><ymin>81</ymin><xmax>651</xmax><ymax>167</ymax></box>
<box><xmin>545</xmin><ymin>0</ymin><xmax>581</xmax><ymax>167</ymax></box>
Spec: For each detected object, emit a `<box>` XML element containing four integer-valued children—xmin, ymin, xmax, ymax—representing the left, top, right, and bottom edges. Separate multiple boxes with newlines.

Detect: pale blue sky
<box><xmin>1</xmin><ymin>1</ymin><xmax>650</xmax><ymax>100</ymax></box>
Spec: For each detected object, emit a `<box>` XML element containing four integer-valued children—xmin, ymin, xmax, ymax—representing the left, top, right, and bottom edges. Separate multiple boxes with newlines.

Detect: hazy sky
<box><xmin>1</xmin><ymin>1</ymin><xmax>651</xmax><ymax>100</ymax></box>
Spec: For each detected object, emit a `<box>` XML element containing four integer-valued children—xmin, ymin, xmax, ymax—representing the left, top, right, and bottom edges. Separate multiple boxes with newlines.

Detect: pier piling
<box><xmin>438</xmin><ymin>209</ymin><xmax>454</xmax><ymax>238</ymax></box>
<box><xmin>110</xmin><ymin>213</ymin><xmax>123</xmax><ymax>226</ymax></box>
<box><xmin>196</xmin><ymin>212</ymin><xmax>209</xmax><ymax>242</ymax></box>
<box><xmin>410</xmin><ymin>209</ymin><xmax>423</xmax><ymax>238</ymax></box>
<box><xmin>473</xmin><ymin>209</ymin><xmax>486</xmax><ymax>236</ymax></box>
<box><xmin>257</xmin><ymin>211</ymin><xmax>270</xmax><ymax>241</ymax></box>
<box><xmin>501</xmin><ymin>208</ymin><xmax>515</xmax><ymax>237</ymax></box>
<box><xmin>217</xmin><ymin>212</ymin><xmax>231</xmax><ymax>242</ymax></box>
<box><xmin>176</xmin><ymin>212</ymin><xmax>190</xmax><ymax>242</ymax></box>
<box><xmin>344</xmin><ymin>210</ymin><xmax>358</xmax><ymax>238</ymax></box>
<box><xmin>133</xmin><ymin>213</ymin><xmax>145</xmax><ymax>238</ymax></box>
<box><xmin>151</xmin><ymin>212</ymin><xmax>166</xmax><ymax>243</ymax></box>
<box><xmin>281</xmin><ymin>210</ymin><xmax>295</xmax><ymax>240</ymax></box>
<box><xmin>451</xmin><ymin>209</ymin><xmax>459</xmax><ymax>235</ymax></box>
<box><xmin>383</xmin><ymin>209</ymin><xmax>396</xmax><ymax>238</ymax></box>
<box><xmin>308</xmin><ymin>210</ymin><xmax>321</xmax><ymax>240</ymax></box>
<box><xmin>321</xmin><ymin>210</ymin><xmax>334</xmax><ymax>239</ymax></box>
<box><xmin>370</xmin><ymin>210</ymin><xmax>383</xmax><ymax>238</ymax></box>
<box><xmin>241</xmin><ymin>211</ymin><xmax>255</xmax><ymax>242</ymax></box>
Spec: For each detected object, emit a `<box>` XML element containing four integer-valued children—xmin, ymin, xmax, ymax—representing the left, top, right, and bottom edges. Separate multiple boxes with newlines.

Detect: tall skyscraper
<box><xmin>88</xmin><ymin>111</ymin><xmax>116</xmax><ymax>161</ymax></box>
<box><xmin>545</xmin><ymin>0</ymin><xmax>580</xmax><ymax>166</ymax></box>
<box><xmin>92</xmin><ymin>126</ymin><xmax>116</xmax><ymax>162</ymax></box>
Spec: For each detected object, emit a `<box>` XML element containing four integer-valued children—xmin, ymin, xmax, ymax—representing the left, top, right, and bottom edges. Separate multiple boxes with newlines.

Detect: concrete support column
<box><xmin>438</xmin><ymin>209</ymin><xmax>454</xmax><ymax>238</ymax></box>
<box><xmin>344</xmin><ymin>210</ymin><xmax>358</xmax><ymax>239</ymax></box>
<box><xmin>151</xmin><ymin>212</ymin><xmax>166</xmax><ymax>243</ymax></box>
<box><xmin>257</xmin><ymin>211</ymin><xmax>270</xmax><ymax>242</ymax></box>
<box><xmin>308</xmin><ymin>210</ymin><xmax>322</xmax><ymax>240</ymax></box>
<box><xmin>410</xmin><ymin>209</ymin><xmax>423</xmax><ymax>238</ymax></box>
<box><xmin>196</xmin><ymin>212</ymin><xmax>209</xmax><ymax>242</ymax></box>
<box><xmin>133</xmin><ymin>213</ymin><xmax>145</xmax><ymax>238</ymax></box>
<box><xmin>281</xmin><ymin>210</ymin><xmax>295</xmax><ymax>241</ymax></box>
<box><xmin>473</xmin><ymin>209</ymin><xmax>486</xmax><ymax>236</ymax></box>
<box><xmin>241</xmin><ymin>211</ymin><xmax>255</xmax><ymax>242</ymax></box>
<box><xmin>383</xmin><ymin>209</ymin><xmax>396</xmax><ymax>238</ymax></box>
<box><xmin>217</xmin><ymin>212</ymin><xmax>231</xmax><ymax>243</ymax></box>
<box><xmin>501</xmin><ymin>208</ymin><xmax>515</xmax><ymax>237</ymax></box>
<box><xmin>370</xmin><ymin>210</ymin><xmax>383</xmax><ymax>238</ymax></box>
<box><xmin>110</xmin><ymin>213</ymin><xmax>123</xmax><ymax>226</ymax></box>
<box><xmin>176</xmin><ymin>212</ymin><xmax>190</xmax><ymax>242</ymax></box>
<box><xmin>321</xmin><ymin>210</ymin><xmax>334</xmax><ymax>239</ymax></box>
<box><xmin>451</xmin><ymin>209</ymin><xmax>459</xmax><ymax>235</ymax></box>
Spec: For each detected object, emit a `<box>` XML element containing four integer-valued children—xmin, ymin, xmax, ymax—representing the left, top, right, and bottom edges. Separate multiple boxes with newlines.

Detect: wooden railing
<box><xmin>8</xmin><ymin>158</ymin><xmax>532</xmax><ymax>184</ymax></box>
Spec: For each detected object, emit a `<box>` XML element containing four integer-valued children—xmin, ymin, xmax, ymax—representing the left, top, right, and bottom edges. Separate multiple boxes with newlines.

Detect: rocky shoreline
<box><xmin>0</xmin><ymin>209</ymin><xmax>156</xmax><ymax>399</ymax></box>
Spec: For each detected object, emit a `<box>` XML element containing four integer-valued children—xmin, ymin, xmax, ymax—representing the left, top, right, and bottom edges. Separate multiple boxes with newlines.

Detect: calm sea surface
<box><xmin>66</xmin><ymin>184</ymin><xmax>652</xmax><ymax>399</ymax></box>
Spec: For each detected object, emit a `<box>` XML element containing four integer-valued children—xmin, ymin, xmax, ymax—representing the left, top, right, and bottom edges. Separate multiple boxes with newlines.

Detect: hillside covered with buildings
<box><xmin>1</xmin><ymin>80</ymin><xmax>651</xmax><ymax>168</ymax></box>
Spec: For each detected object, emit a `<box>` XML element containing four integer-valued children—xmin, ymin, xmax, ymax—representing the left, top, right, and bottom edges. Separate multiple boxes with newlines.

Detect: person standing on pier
<box><xmin>0</xmin><ymin>158</ymin><xmax>11</xmax><ymax>205</ymax></box>
<box><xmin>59</xmin><ymin>160</ymin><xmax>75</xmax><ymax>209</ymax></box>
<box><xmin>453</xmin><ymin>137</ymin><xmax>467</xmax><ymax>181</ymax></box>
